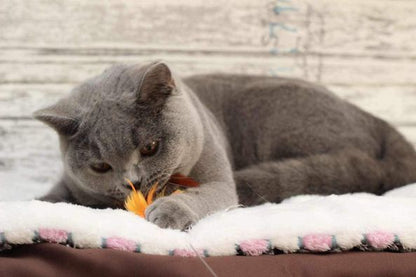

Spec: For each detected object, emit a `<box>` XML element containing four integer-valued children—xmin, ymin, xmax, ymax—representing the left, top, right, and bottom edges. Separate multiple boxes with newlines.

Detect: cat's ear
<box><xmin>33</xmin><ymin>100</ymin><xmax>80</xmax><ymax>136</ymax></box>
<box><xmin>135</xmin><ymin>62</ymin><xmax>176</xmax><ymax>109</ymax></box>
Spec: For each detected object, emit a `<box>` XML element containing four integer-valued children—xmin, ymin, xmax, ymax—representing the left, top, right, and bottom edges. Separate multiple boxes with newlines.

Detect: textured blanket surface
<box><xmin>1</xmin><ymin>184</ymin><xmax>416</xmax><ymax>257</ymax></box>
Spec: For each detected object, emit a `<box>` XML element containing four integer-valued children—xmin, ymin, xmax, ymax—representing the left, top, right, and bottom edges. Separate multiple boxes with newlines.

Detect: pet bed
<box><xmin>1</xmin><ymin>184</ymin><xmax>416</xmax><ymax>276</ymax></box>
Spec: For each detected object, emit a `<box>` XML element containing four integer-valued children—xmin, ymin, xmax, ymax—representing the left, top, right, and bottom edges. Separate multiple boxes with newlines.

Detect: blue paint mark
<box><xmin>269</xmin><ymin>67</ymin><xmax>294</xmax><ymax>76</ymax></box>
<box><xmin>265</xmin><ymin>0</ymin><xmax>299</xmax><ymax>76</ymax></box>
<box><xmin>268</xmin><ymin>24</ymin><xmax>278</xmax><ymax>38</ymax></box>
<box><xmin>268</xmin><ymin>23</ymin><xmax>297</xmax><ymax>40</ymax></box>
<box><xmin>272</xmin><ymin>22</ymin><xmax>297</xmax><ymax>32</ymax></box>
<box><xmin>270</xmin><ymin>48</ymin><xmax>278</xmax><ymax>54</ymax></box>
<box><xmin>270</xmin><ymin>47</ymin><xmax>298</xmax><ymax>55</ymax></box>
<box><xmin>274</xmin><ymin>6</ymin><xmax>298</xmax><ymax>14</ymax></box>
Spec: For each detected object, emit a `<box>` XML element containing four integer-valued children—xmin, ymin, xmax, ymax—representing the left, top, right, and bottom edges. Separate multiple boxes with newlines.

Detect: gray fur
<box><xmin>35</xmin><ymin>62</ymin><xmax>416</xmax><ymax>229</ymax></box>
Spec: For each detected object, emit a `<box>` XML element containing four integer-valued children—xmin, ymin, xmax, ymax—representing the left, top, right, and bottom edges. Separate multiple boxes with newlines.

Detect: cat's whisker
<box><xmin>141</xmin><ymin>172</ymin><xmax>171</xmax><ymax>197</ymax></box>
<box><xmin>155</xmin><ymin>176</ymin><xmax>170</xmax><ymax>194</ymax></box>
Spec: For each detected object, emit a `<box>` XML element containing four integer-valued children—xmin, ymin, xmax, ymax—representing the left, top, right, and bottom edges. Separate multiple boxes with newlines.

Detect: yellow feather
<box><xmin>124</xmin><ymin>178</ymin><xmax>184</xmax><ymax>218</ymax></box>
<box><xmin>146</xmin><ymin>184</ymin><xmax>158</xmax><ymax>205</ymax></box>
<box><xmin>124</xmin><ymin>179</ymin><xmax>148</xmax><ymax>217</ymax></box>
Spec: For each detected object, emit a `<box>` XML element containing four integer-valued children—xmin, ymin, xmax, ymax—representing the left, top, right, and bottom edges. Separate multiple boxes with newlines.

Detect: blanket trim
<box><xmin>0</xmin><ymin>228</ymin><xmax>411</xmax><ymax>257</ymax></box>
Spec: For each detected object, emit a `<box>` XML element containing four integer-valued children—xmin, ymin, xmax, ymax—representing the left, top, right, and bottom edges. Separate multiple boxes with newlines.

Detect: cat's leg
<box><xmin>38</xmin><ymin>177</ymin><xmax>120</xmax><ymax>209</ymax></box>
<box><xmin>145</xmin><ymin>139</ymin><xmax>238</xmax><ymax>230</ymax></box>
<box><xmin>37</xmin><ymin>178</ymin><xmax>74</xmax><ymax>203</ymax></box>
<box><xmin>145</xmin><ymin>180</ymin><xmax>237</xmax><ymax>230</ymax></box>
<box><xmin>234</xmin><ymin>147</ymin><xmax>410</xmax><ymax>206</ymax></box>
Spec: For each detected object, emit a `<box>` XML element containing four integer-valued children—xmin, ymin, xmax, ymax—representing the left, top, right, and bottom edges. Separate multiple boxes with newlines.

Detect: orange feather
<box><xmin>124</xmin><ymin>174</ymin><xmax>199</xmax><ymax>218</ymax></box>
<box><xmin>124</xmin><ymin>179</ymin><xmax>148</xmax><ymax>218</ymax></box>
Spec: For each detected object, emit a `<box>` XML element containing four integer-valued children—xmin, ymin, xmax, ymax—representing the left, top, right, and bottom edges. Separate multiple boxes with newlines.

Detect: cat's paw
<box><xmin>145</xmin><ymin>196</ymin><xmax>199</xmax><ymax>230</ymax></box>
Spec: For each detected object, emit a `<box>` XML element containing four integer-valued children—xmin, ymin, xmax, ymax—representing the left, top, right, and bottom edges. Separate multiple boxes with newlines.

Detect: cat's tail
<box><xmin>378</xmin><ymin>121</ymin><xmax>416</xmax><ymax>191</ymax></box>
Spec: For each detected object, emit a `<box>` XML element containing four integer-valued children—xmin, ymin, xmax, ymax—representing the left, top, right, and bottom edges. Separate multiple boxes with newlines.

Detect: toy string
<box><xmin>187</xmin><ymin>240</ymin><xmax>218</xmax><ymax>277</ymax></box>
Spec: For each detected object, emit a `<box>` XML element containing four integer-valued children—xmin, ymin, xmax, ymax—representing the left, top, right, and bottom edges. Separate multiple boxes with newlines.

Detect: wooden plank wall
<box><xmin>0</xmin><ymin>0</ymin><xmax>415</xmax><ymax>199</ymax></box>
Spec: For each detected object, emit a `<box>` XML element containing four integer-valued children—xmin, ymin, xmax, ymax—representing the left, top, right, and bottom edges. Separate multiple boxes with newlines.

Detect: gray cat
<box><xmin>34</xmin><ymin>61</ymin><xmax>416</xmax><ymax>230</ymax></box>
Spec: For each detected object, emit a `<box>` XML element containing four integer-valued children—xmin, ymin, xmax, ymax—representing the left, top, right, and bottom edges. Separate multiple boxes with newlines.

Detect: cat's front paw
<box><xmin>145</xmin><ymin>196</ymin><xmax>199</xmax><ymax>230</ymax></box>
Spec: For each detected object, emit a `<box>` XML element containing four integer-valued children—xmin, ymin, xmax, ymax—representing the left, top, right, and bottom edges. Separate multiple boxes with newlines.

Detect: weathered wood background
<box><xmin>0</xmin><ymin>0</ymin><xmax>415</xmax><ymax>200</ymax></box>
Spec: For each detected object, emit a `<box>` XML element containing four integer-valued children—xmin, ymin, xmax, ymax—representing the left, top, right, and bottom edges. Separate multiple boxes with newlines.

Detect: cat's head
<box><xmin>34</xmin><ymin>62</ymin><xmax>203</xmax><ymax>205</ymax></box>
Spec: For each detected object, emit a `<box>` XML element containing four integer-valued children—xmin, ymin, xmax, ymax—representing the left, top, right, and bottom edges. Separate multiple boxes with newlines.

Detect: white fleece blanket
<box><xmin>1</xmin><ymin>184</ymin><xmax>416</xmax><ymax>257</ymax></box>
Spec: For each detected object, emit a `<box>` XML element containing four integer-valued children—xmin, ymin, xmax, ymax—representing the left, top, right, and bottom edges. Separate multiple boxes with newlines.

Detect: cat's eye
<box><xmin>140</xmin><ymin>140</ymin><xmax>160</xmax><ymax>157</ymax></box>
<box><xmin>90</xmin><ymin>162</ymin><xmax>112</xmax><ymax>174</ymax></box>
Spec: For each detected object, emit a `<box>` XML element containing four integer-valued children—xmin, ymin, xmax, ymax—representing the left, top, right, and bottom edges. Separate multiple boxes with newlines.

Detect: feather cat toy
<box><xmin>124</xmin><ymin>174</ymin><xmax>199</xmax><ymax>218</ymax></box>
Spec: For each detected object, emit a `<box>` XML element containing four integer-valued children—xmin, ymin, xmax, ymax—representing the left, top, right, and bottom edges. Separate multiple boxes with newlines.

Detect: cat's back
<box><xmin>184</xmin><ymin>74</ymin><xmax>336</xmax><ymax>117</ymax></box>
<box><xmin>184</xmin><ymin>74</ymin><xmax>384</xmax><ymax>168</ymax></box>
<box><xmin>183</xmin><ymin>73</ymin><xmax>369</xmax><ymax>133</ymax></box>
